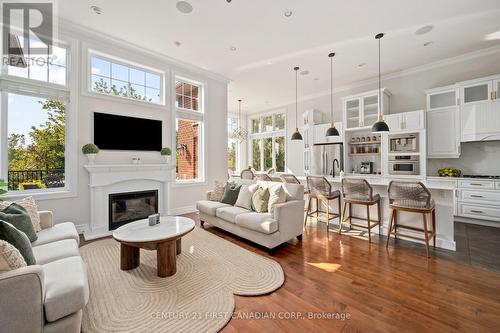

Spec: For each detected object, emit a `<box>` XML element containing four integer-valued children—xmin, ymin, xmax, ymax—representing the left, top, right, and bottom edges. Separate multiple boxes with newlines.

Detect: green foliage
<box><xmin>0</xmin><ymin>179</ymin><xmax>7</xmax><ymax>196</ymax></box>
<box><xmin>18</xmin><ymin>181</ymin><xmax>46</xmax><ymax>191</ymax></box>
<box><xmin>160</xmin><ymin>147</ymin><xmax>172</xmax><ymax>156</ymax></box>
<box><xmin>93</xmin><ymin>78</ymin><xmax>154</xmax><ymax>102</ymax></box>
<box><xmin>82</xmin><ymin>143</ymin><xmax>100</xmax><ymax>154</ymax></box>
<box><xmin>227</xmin><ymin>142</ymin><xmax>236</xmax><ymax>171</ymax></box>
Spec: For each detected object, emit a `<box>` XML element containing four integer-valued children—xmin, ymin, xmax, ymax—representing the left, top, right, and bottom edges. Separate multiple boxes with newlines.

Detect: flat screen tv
<box><xmin>93</xmin><ymin>112</ymin><xmax>162</xmax><ymax>151</ymax></box>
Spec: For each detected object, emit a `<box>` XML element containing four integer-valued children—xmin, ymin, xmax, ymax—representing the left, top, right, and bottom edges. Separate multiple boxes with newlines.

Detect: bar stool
<box><xmin>339</xmin><ymin>178</ymin><xmax>381</xmax><ymax>243</ymax></box>
<box><xmin>386</xmin><ymin>181</ymin><xmax>436</xmax><ymax>258</ymax></box>
<box><xmin>304</xmin><ymin>176</ymin><xmax>341</xmax><ymax>232</ymax></box>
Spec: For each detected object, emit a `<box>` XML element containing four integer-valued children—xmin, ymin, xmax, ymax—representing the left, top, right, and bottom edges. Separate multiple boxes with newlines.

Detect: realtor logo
<box><xmin>2</xmin><ymin>1</ymin><xmax>56</xmax><ymax>67</ymax></box>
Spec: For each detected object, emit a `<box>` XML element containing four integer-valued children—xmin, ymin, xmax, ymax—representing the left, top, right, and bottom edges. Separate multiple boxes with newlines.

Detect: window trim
<box><xmin>86</xmin><ymin>49</ymin><xmax>166</xmax><ymax>107</ymax></box>
<box><xmin>227</xmin><ymin>114</ymin><xmax>241</xmax><ymax>172</ymax></box>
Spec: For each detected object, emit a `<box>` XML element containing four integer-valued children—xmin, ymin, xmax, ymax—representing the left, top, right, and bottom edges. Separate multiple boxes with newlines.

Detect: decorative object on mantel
<box><xmin>131</xmin><ymin>157</ymin><xmax>141</xmax><ymax>164</ymax></box>
<box><xmin>291</xmin><ymin>66</ymin><xmax>303</xmax><ymax>140</ymax></box>
<box><xmin>371</xmin><ymin>33</ymin><xmax>390</xmax><ymax>133</ymax></box>
<box><xmin>326</xmin><ymin>52</ymin><xmax>340</xmax><ymax>137</ymax></box>
<box><xmin>160</xmin><ymin>147</ymin><xmax>172</xmax><ymax>163</ymax></box>
<box><xmin>230</xmin><ymin>99</ymin><xmax>248</xmax><ymax>142</ymax></box>
<box><xmin>81</xmin><ymin>143</ymin><xmax>99</xmax><ymax>165</ymax></box>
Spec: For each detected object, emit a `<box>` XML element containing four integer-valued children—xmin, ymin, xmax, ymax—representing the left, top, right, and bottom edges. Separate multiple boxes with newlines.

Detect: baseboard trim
<box><xmin>455</xmin><ymin>216</ymin><xmax>500</xmax><ymax>228</ymax></box>
<box><xmin>168</xmin><ymin>205</ymin><xmax>197</xmax><ymax>216</ymax></box>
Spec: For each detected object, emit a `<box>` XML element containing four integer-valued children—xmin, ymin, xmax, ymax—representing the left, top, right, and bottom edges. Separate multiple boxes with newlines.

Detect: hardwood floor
<box><xmin>81</xmin><ymin>215</ymin><xmax>500</xmax><ymax>332</ymax></box>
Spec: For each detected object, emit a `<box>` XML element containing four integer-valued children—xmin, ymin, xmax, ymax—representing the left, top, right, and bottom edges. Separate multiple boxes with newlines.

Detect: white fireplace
<box><xmin>83</xmin><ymin>164</ymin><xmax>175</xmax><ymax>240</ymax></box>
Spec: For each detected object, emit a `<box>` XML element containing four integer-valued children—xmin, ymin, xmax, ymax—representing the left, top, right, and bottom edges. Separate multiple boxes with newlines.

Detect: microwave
<box><xmin>388</xmin><ymin>155</ymin><xmax>420</xmax><ymax>175</ymax></box>
<box><xmin>389</xmin><ymin>133</ymin><xmax>419</xmax><ymax>153</ymax></box>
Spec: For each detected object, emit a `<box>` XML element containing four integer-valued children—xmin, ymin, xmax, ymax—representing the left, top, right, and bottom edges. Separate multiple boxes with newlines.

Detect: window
<box><xmin>90</xmin><ymin>54</ymin><xmax>162</xmax><ymax>104</ymax></box>
<box><xmin>249</xmin><ymin>112</ymin><xmax>286</xmax><ymax>172</ymax></box>
<box><xmin>227</xmin><ymin>117</ymin><xmax>239</xmax><ymax>171</ymax></box>
<box><xmin>175</xmin><ymin>79</ymin><xmax>204</xmax><ymax>183</ymax></box>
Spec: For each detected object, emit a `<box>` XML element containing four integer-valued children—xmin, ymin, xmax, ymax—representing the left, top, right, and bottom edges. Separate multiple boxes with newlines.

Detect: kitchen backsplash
<box><xmin>427</xmin><ymin>141</ymin><xmax>500</xmax><ymax>176</ymax></box>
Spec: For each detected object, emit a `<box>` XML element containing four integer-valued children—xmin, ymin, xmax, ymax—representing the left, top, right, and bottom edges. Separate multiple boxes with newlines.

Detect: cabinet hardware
<box><xmin>470</xmin><ymin>195</ymin><xmax>484</xmax><ymax>198</ymax></box>
<box><xmin>470</xmin><ymin>210</ymin><xmax>484</xmax><ymax>214</ymax></box>
<box><xmin>470</xmin><ymin>183</ymin><xmax>483</xmax><ymax>186</ymax></box>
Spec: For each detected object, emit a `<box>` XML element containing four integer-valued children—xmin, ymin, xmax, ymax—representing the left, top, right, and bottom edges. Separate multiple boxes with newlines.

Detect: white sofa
<box><xmin>0</xmin><ymin>211</ymin><xmax>89</xmax><ymax>333</ymax></box>
<box><xmin>196</xmin><ymin>180</ymin><xmax>305</xmax><ymax>254</ymax></box>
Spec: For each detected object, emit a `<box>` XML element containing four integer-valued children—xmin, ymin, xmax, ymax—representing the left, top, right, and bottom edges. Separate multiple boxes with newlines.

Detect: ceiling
<box><xmin>58</xmin><ymin>0</ymin><xmax>500</xmax><ymax>113</ymax></box>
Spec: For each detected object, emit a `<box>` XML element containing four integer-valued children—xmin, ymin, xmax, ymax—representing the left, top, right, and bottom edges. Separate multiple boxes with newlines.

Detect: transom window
<box><xmin>175</xmin><ymin>81</ymin><xmax>200</xmax><ymax>111</ymax></box>
<box><xmin>90</xmin><ymin>54</ymin><xmax>162</xmax><ymax>104</ymax></box>
<box><xmin>249</xmin><ymin>112</ymin><xmax>286</xmax><ymax>172</ymax></box>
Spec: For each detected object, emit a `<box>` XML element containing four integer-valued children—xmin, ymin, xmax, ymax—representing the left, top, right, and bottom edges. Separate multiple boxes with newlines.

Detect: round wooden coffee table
<box><xmin>112</xmin><ymin>216</ymin><xmax>195</xmax><ymax>277</ymax></box>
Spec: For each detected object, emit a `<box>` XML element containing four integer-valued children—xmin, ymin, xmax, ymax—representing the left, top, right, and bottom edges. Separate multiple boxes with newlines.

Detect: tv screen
<box><xmin>93</xmin><ymin>112</ymin><xmax>162</xmax><ymax>151</ymax></box>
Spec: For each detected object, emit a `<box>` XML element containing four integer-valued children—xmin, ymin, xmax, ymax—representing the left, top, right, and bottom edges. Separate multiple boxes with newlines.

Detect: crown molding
<box><xmin>249</xmin><ymin>44</ymin><xmax>500</xmax><ymax>114</ymax></box>
<box><xmin>57</xmin><ymin>18</ymin><xmax>231</xmax><ymax>84</ymax></box>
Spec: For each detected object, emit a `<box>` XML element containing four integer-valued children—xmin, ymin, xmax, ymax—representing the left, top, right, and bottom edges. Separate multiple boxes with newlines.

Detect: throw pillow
<box><xmin>0</xmin><ymin>240</ymin><xmax>27</xmax><ymax>272</ymax></box>
<box><xmin>252</xmin><ymin>187</ymin><xmax>270</xmax><ymax>213</ymax></box>
<box><xmin>209</xmin><ymin>181</ymin><xmax>225</xmax><ymax>201</ymax></box>
<box><xmin>0</xmin><ymin>220</ymin><xmax>36</xmax><ymax>265</ymax></box>
<box><xmin>221</xmin><ymin>182</ymin><xmax>242</xmax><ymax>205</ymax></box>
<box><xmin>0</xmin><ymin>203</ymin><xmax>37</xmax><ymax>242</ymax></box>
<box><xmin>268</xmin><ymin>185</ymin><xmax>286</xmax><ymax>216</ymax></box>
<box><xmin>0</xmin><ymin>196</ymin><xmax>41</xmax><ymax>232</ymax></box>
<box><xmin>235</xmin><ymin>184</ymin><xmax>259</xmax><ymax>210</ymax></box>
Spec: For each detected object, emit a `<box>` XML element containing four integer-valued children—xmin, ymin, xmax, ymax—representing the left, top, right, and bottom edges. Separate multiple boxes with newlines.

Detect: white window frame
<box><xmin>172</xmin><ymin>75</ymin><xmax>205</xmax><ymax>185</ymax></box>
<box><xmin>86</xmin><ymin>49</ymin><xmax>165</xmax><ymax>107</ymax></box>
<box><xmin>0</xmin><ymin>36</ymin><xmax>78</xmax><ymax>200</ymax></box>
<box><xmin>248</xmin><ymin>112</ymin><xmax>286</xmax><ymax>172</ymax></box>
<box><xmin>227</xmin><ymin>115</ymin><xmax>241</xmax><ymax>172</ymax></box>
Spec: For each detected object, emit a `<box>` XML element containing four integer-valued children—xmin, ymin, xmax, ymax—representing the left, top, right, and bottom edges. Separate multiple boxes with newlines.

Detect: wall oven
<box><xmin>389</xmin><ymin>133</ymin><xmax>419</xmax><ymax>153</ymax></box>
<box><xmin>388</xmin><ymin>155</ymin><xmax>420</xmax><ymax>175</ymax></box>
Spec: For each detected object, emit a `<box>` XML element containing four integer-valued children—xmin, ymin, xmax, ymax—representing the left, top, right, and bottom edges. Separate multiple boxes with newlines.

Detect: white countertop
<box><xmin>113</xmin><ymin>216</ymin><xmax>195</xmax><ymax>243</ymax></box>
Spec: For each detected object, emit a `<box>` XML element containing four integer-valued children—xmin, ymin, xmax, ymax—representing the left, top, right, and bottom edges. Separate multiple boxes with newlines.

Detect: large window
<box><xmin>249</xmin><ymin>112</ymin><xmax>286</xmax><ymax>172</ymax></box>
<box><xmin>90</xmin><ymin>54</ymin><xmax>162</xmax><ymax>104</ymax></box>
<box><xmin>175</xmin><ymin>79</ymin><xmax>204</xmax><ymax>183</ymax></box>
<box><xmin>227</xmin><ymin>117</ymin><xmax>239</xmax><ymax>171</ymax></box>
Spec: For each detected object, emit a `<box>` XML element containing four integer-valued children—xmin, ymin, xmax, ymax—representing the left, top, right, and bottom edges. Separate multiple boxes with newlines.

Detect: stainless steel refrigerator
<box><xmin>312</xmin><ymin>143</ymin><xmax>344</xmax><ymax>177</ymax></box>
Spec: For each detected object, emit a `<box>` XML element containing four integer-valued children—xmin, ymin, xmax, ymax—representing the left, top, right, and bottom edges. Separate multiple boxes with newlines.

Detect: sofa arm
<box><xmin>0</xmin><ymin>265</ymin><xmax>45</xmax><ymax>333</ymax></box>
<box><xmin>39</xmin><ymin>210</ymin><xmax>54</xmax><ymax>230</ymax></box>
<box><xmin>205</xmin><ymin>191</ymin><xmax>213</xmax><ymax>200</ymax></box>
<box><xmin>273</xmin><ymin>200</ymin><xmax>305</xmax><ymax>238</ymax></box>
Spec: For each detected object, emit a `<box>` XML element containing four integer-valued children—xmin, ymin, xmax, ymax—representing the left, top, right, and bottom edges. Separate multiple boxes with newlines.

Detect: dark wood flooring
<box><xmin>80</xmin><ymin>215</ymin><xmax>500</xmax><ymax>333</ymax></box>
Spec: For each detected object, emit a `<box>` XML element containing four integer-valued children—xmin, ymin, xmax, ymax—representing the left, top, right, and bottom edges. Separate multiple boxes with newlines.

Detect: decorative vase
<box><xmin>162</xmin><ymin>155</ymin><xmax>171</xmax><ymax>164</ymax></box>
<box><xmin>86</xmin><ymin>154</ymin><xmax>97</xmax><ymax>165</ymax></box>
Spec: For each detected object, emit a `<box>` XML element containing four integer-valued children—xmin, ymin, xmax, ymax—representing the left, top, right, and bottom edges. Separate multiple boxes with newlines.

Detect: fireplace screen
<box><xmin>109</xmin><ymin>190</ymin><xmax>158</xmax><ymax>230</ymax></box>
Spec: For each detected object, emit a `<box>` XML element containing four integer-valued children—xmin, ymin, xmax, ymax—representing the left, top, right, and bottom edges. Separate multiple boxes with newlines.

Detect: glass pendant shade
<box><xmin>290</xmin><ymin>66</ymin><xmax>303</xmax><ymax>141</ymax></box>
<box><xmin>231</xmin><ymin>99</ymin><xmax>248</xmax><ymax>142</ymax></box>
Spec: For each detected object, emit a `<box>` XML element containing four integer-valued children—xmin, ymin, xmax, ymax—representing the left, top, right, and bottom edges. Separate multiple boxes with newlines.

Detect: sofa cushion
<box><xmin>31</xmin><ymin>222</ymin><xmax>79</xmax><ymax>247</ymax></box>
<box><xmin>32</xmin><ymin>239</ymin><xmax>79</xmax><ymax>265</ymax></box>
<box><xmin>235</xmin><ymin>212</ymin><xmax>278</xmax><ymax>234</ymax></box>
<box><xmin>215</xmin><ymin>206</ymin><xmax>250</xmax><ymax>223</ymax></box>
<box><xmin>0</xmin><ymin>196</ymin><xmax>41</xmax><ymax>232</ymax></box>
<box><xmin>0</xmin><ymin>239</ymin><xmax>26</xmax><ymax>271</ymax></box>
<box><xmin>209</xmin><ymin>180</ymin><xmax>225</xmax><ymax>201</ymax></box>
<box><xmin>0</xmin><ymin>203</ymin><xmax>37</xmax><ymax>242</ymax></box>
<box><xmin>267</xmin><ymin>184</ymin><xmax>286</xmax><ymax>216</ymax></box>
<box><xmin>221</xmin><ymin>182</ymin><xmax>242</xmax><ymax>205</ymax></box>
<box><xmin>196</xmin><ymin>200</ymin><xmax>232</xmax><ymax>217</ymax></box>
<box><xmin>235</xmin><ymin>184</ymin><xmax>259</xmax><ymax>210</ymax></box>
<box><xmin>0</xmin><ymin>220</ymin><xmax>36</xmax><ymax>265</ymax></box>
<box><xmin>43</xmin><ymin>256</ymin><xmax>89</xmax><ymax>322</ymax></box>
<box><xmin>252</xmin><ymin>187</ymin><xmax>270</xmax><ymax>213</ymax></box>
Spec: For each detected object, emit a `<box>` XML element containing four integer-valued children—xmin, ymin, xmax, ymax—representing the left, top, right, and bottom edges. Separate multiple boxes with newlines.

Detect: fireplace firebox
<box><xmin>109</xmin><ymin>190</ymin><xmax>158</xmax><ymax>230</ymax></box>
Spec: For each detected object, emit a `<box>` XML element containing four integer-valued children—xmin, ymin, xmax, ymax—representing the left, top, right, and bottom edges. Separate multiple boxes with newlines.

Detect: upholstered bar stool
<box><xmin>339</xmin><ymin>178</ymin><xmax>381</xmax><ymax>243</ymax></box>
<box><xmin>386</xmin><ymin>181</ymin><xmax>436</xmax><ymax>258</ymax></box>
<box><xmin>304</xmin><ymin>176</ymin><xmax>341</xmax><ymax>232</ymax></box>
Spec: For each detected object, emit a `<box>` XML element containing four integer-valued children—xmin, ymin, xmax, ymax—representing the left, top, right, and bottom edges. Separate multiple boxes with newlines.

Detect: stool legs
<box><xmin>325</xmin><ymin>199</ymin><xmax>330</xmax><ymax>233</ymax></box>
<box><xmin>432</xmin><ymin>209</ymin><xmax>436</xmax><ymax>248</ymax></box>
<box><xmin>386</xmin><ymin>209</ymin><xmax>395</xmax><ymax>248</ymax></box>
<box><xmin>304</xmin><ymin>196</ymin><xmax>311</xmax><ymax>228</ymax></box>
<box><xmin>366</xmin><ymin>204</ymin><xmax>371</xmax><ymax>243</ymax></box>
<box><xmin>422</xmin><ymin>213</ymin><xmax>430</xmax><ymax>258</ymax></box>
<box><xmin>339</xmin><ymin>201</ymin><xmax>347</xmax><ymax>235</ymax></box>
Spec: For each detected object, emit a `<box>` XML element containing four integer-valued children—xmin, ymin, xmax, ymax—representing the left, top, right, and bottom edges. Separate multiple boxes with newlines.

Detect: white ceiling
<box><xmin>58</xmin><ymin>0</ymin><xmax>500</xmax><ymax>113</ymax></box>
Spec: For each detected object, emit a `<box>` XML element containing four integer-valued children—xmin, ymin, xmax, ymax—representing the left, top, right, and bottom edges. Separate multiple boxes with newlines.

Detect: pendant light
<box><xmin>291</xmin><ymin>66</ymin><xmax>303</xmax><ymax>140</ymax></box>
<box><xmin>371</xmin><ymin>33</ymin><xmax>390</xmax><ymax>133</ymax></box>
<box><xmin>325</xmin><ymin>52</ymin><xmax>339</xmax><ymax>137</ymax></box>
<box><xmin>231</xmin><ymin>99</ymin><xmax>248</xmax><ymax>142</ymax></box>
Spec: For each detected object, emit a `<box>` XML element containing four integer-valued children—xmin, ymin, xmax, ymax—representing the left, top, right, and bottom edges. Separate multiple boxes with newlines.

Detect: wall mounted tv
<box><xmin>93</xmin><ymin>112</ymin><xmax>162</xmax><ymax>151</ymax></box>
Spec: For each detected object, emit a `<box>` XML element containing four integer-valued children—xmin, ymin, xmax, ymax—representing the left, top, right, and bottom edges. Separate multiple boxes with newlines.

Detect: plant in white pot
<box><xmin>82</xmin><ymin>143</ymin><xmax>100</xmax><ymax>165</ymax></box>
<box><xmin>160</xmin><ymin>147</ymin><xmax>172</xmax><ymax>163</ymax></box>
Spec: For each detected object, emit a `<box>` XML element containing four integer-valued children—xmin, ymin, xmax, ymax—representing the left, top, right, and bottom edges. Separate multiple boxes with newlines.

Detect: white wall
<box><xmin>246</xmin><ymin>49</ymin><xmax>500</xmax><ymax>176</ymax></box>
<box><xmin>34</xmin><ymin>23</ymin><xmax>228</xmax><ymax>231</ymax></box>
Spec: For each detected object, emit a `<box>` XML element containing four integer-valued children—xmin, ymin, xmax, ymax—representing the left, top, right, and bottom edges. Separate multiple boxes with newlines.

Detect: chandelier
<box><xmin>231</xmin><ymin>99</ymin><xmax>248</xmax><ymax>142</ymax></box>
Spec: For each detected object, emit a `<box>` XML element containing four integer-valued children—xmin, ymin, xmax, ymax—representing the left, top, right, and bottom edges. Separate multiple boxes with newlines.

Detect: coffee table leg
<box><xmin>121</xmin><ymin>243</ymin><xmax>139</xmax><ymax>270</ymax></box>
<box><xmin>157</xmin><ymin>241</ymin><xmax>176</xmax><ymax>277</ymax></box>
<box><xmin>176</xmin><ymin>238</ymin><xmax>182</xmax><ymax>255</ymax></box>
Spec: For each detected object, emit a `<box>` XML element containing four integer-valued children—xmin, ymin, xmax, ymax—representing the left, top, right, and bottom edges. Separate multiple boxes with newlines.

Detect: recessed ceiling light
<box><xmin>174</xmin><ymin>41</ymin><xmax>182</xmax><ymax>47</ymax></box>
<box><xmin>284</xmin><ymin>10</ymin><xmax>293</xmax><ymax>17</ymax></box>
<box><xmin>176</xmin><ymin>1</ymin><xmax>193</xmax><ymax>14</ymax></box>
<box><xmin>300</xmin><ymin>70</ymin><xmax>309</xmax><ymax>75</ymax></box>
<box><xmin>229</xmin><ymin>46</ymin><xmax>237</xmax><ymax>51</ymax></box>
<box><xmin>423</xmin><ymin>41</ymin><xmax>433</xmax><ymax>47</ymax></box>
<box><xmin>358</xmin><ymin>63</ymin><xmax>366</xmax><ymax>67</ymax></box>
<box><xmin>415</xmin><ymin>25</ymin><xmax>433</xmax><ymax>35</ymax></box>
<box><xmin>90</xmin><ymin>5</ymin><xmax>102</xmax><ymax>15</ymax></box>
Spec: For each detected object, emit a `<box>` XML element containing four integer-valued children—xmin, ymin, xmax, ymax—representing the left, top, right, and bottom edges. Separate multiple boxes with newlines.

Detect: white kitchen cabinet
<box><xmin>426</xmin><ymin>85</ymin><xmax>459</xmax><ymax>110</ymax></box>
<box><xmin>384</xmin><ymin>110</ymin><xmax>424</xmax><ymax>132</ymax></box>
<box><xmin>343</xmin><ymin>89</ymin><xmax>390</xmax><ymax>130</ymax></box>
<box><xmin>313</xmin><ymin>122</ymin><xmax>343</xmax><ymax>144</ymax></box>
<box><xmin>460</xmin><ymin>99</ymin><xmax>500</xmax><ymax>142</ymax></box>
<box><xmin>456</xmin><ymin>179</ymin><xmax>500</xmax><ymax>222</ymax></box>
<box><xmin>427</xmin><ymin>107</ymin><xmax>460</xmax><ymax>158</ymax></box>
<box><xmin>461</xmin><ymin>80</ymin><xmax>492</xmax><ymax>105</ymax></box>
<box><xmin>302</xmin><ymin>109</ymin><xmax>322</xmax><ymax>175</ymax></box>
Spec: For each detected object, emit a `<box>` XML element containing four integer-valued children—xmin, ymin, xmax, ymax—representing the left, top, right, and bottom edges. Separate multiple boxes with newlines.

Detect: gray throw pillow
<box><xmin>0</xmin><ymin>220</ymin><xmax>36</xmax><ymax>265</ymax></box>
<box><xmin>221</xmin><ymin>182</ymin><xmax>242</xmax><ymax>206</ymax></box>
<box><xmin>0</xmin><ymin>203</ymin><xmax>37</xmax><ymax>242</ymax></box>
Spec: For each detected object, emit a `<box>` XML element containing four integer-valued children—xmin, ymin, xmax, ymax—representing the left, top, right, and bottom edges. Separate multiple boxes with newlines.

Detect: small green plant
<box><xmin>160</xmin><ymin>147</ymin><xmax>172</xmax><ymax>156</ymax></box>
<box><xmin>0</xmin><ymin>179</ymin><xmax>7</xmax><ymax>196</ymax></box>
<box><xmin>82</xmin><ymin>143</ymin><xmax>99</xmax><ymax>154</ymax></box>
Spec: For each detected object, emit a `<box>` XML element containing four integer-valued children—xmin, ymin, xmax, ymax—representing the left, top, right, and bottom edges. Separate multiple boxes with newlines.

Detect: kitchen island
<box><xmin>297</xmin><ymin>174</ymin><xmax>457</xmax><ymax>250</ymax></box>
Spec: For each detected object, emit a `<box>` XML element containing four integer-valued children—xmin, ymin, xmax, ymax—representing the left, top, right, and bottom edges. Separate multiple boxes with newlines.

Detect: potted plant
<box><xmin>160</xmin><ymin>147</ymin><xmax>172</xmax><ymax>163</ymax></box>
<box><xmin>82</xmin><ymin>143</ymin><xmax>100</xmax><ymax>165</ymax></box>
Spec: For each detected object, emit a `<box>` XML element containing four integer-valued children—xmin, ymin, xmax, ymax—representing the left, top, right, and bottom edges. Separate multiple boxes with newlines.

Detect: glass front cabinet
<box><xmin>343</xmin><ymin>88</ymin><xmax>391</xmax><ymax>130</ymax></box>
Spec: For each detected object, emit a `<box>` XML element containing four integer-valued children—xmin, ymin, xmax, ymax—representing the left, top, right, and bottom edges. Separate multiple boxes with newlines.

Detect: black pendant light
<box><xmin>372</xmin><ymin>33</ymin><xmax>390</xmax><ymax>133</ymax></box>
<box><xmin>326</xmin><ymin>52</ymin><xmax>340</xmax><ymax>137</ymax></box>
<box><xmin>291</xmin><ymin>66</ymin><xmax>303</xmax><ymax>140</ymax></box>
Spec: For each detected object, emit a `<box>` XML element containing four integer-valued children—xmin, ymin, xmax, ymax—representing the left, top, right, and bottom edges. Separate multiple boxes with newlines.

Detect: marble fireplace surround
<box><xmin>84</xmin><ymin>164</ymin><xmax>175</xmax><ymax>240</ymax></box>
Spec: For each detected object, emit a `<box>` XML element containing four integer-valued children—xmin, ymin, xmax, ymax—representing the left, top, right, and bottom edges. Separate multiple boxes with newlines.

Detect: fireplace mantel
<box><xmin>83</xmin><ymin>163</ymin><xmax>175</xmax><ymax>240</ymax></box>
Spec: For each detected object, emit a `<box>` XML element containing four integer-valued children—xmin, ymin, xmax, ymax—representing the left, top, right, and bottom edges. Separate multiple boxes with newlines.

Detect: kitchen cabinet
<box><xmin>313</xmin><ymin>122</ymin><xmax>343</xmax><ymax>144</ymax></box>
<box><xmin>384</xmin><ymin>110</ymin><xmax>424</xmax><ymax>132</ymax></box>
<box><xmin>460</xmin><ymin>99</ymin><xmax>500</xmax><ymax>141</ymax></box>
<box><xmin>456</xmin><ymin>179</ymin><xmax>500</xmax><ymax>222</ymax></box>
<box><xmin>343</xmin><ymin>89</ymin><xmax>390</xmax><ymax>130</ymax></box>
<box><xmin>461</xmin><ymin>80</ymin><xmax>492</xmax><ymax>105</ymax></box>
<box><xmin>302</xmin><ymin>109</ymin><xmax>322</xmax><ymax>175</ymax></box>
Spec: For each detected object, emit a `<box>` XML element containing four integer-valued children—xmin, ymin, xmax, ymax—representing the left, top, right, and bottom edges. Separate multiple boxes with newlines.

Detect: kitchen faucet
<box><xmin>332</xmin><ymin>158</ymin><xmax>340</xmax><ymax>177</ymax></box>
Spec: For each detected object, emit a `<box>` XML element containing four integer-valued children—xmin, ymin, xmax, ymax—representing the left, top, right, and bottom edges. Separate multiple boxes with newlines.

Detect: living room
<box><xmin>1</xmin><ymin>1</ymin><xmax>500</xmax><ymax>332</ymax></box>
